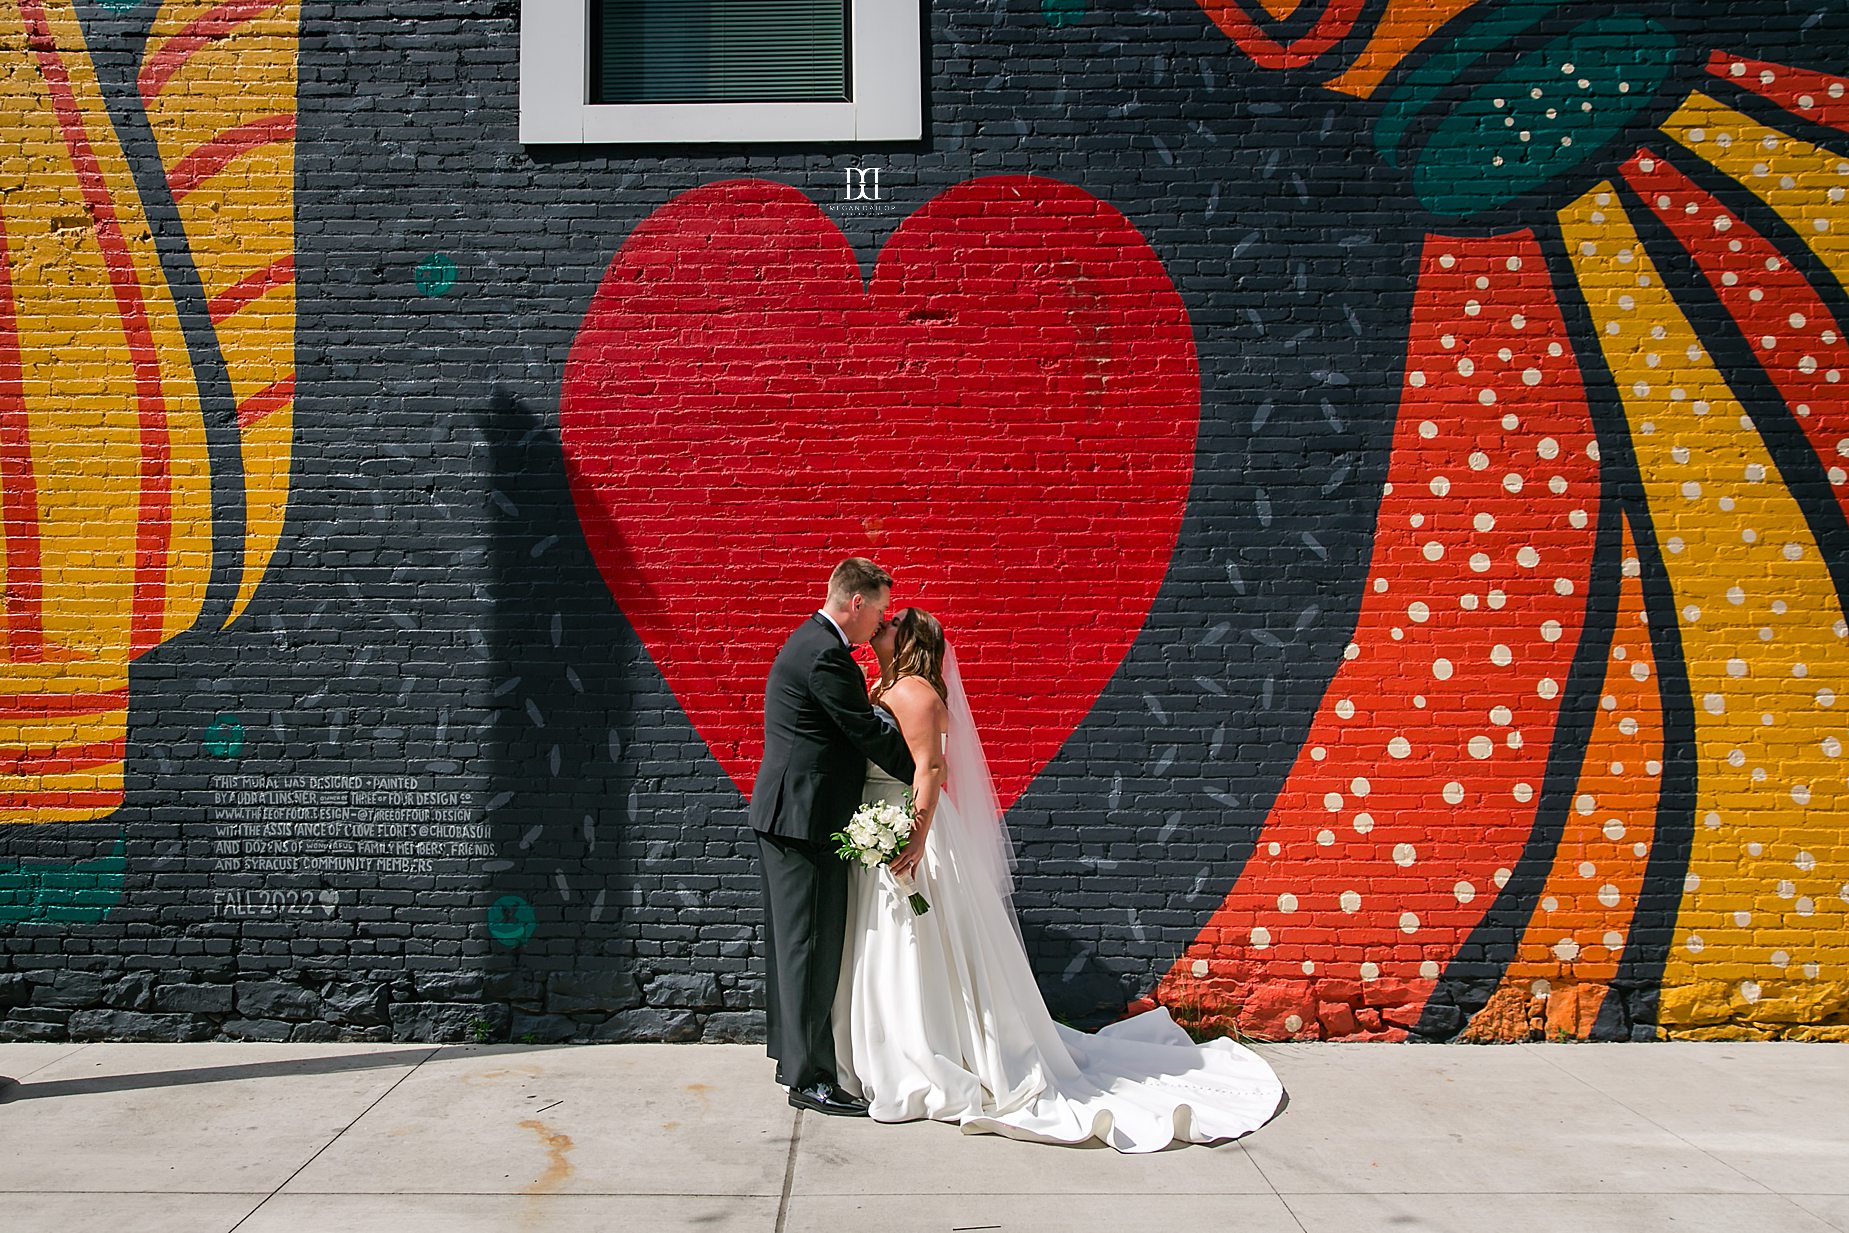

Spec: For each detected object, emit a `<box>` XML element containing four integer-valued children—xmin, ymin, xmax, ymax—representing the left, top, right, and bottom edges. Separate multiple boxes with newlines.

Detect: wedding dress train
<box><xmin>832</xmin><ymin>651</ymin><xmax>1285</xmax><ymax>1153</ymax></box>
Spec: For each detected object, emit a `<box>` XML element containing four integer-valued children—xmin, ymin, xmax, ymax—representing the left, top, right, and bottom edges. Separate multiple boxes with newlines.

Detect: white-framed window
<box><xmin>519</xmin><ymin>0</ymin><xmax>922</xmax><ymax>144</ymax></box>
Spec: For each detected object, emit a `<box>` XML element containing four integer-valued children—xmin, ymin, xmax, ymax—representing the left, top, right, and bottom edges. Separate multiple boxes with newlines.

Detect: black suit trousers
<box><xmin>756</xmin><ymin>830</ymin><xmax>848</xmax><ymax>1089</ymax></box>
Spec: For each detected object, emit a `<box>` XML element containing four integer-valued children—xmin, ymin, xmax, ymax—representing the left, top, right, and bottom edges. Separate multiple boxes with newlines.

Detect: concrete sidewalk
<box><xmin>0</xmin><ymin>1040</ymin><xmax>1844</xmax><ymax>1233</ymax></box>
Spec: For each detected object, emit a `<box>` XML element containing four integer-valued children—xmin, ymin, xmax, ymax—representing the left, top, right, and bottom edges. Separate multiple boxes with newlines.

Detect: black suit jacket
<box><xmin>748</xmin><ymin>614</ymin><xmax>917</xmax><ymax>842</ymax></box>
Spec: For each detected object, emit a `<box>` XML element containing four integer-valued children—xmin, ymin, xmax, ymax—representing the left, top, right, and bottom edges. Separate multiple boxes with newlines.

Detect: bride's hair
<box><xmin>886</xmin><ymin>608</ymin><xmax>948</xmax><ymax>701</ymax></box>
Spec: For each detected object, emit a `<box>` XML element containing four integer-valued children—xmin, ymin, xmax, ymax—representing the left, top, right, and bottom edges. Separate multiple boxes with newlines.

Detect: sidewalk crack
<box><xmin>774</xmin><ymin>1107</ymin><xmax>803</xmax><ymax>1233</ymax></box>
<box><xmin>225</xmin><ymin>1045</ymin><xmax>441</xmax><ymax>1233</ymax></box>
<box><xmin>1243</xmin><ymin>1145</ymin><xmax>1310</xmax><ymax>1233</ymax></box>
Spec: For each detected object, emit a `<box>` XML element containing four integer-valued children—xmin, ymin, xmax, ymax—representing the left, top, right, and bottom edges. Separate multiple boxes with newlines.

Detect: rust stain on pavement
<box><xmin>518</xmin><ymin>1119</ymin><xmax>575</xmax><ymax>1194</ymax></box>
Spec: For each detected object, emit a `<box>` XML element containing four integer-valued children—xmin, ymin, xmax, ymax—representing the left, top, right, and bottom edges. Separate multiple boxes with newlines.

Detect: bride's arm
<box><xmin>884</xmin><ymin>678</ymin><xmax>947</xmax><ymax>880</ymax></box>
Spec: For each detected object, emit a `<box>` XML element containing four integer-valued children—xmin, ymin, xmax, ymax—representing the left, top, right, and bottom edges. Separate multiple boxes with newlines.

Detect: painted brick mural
<box><xmin>0</xmin><ymin>0</ymin><xmax>1844</xmax><ymax>1045</ymax></box>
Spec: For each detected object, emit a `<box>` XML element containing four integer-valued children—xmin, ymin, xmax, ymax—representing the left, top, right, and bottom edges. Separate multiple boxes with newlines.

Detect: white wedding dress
<box><xmin>832</xmin><ymin>649</ymin><xmax>1285</xmax><ymax>1152</ymax></box>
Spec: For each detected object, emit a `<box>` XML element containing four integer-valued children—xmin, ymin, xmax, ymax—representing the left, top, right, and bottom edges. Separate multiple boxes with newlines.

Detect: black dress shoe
<box><xmin>787</xmin><ymin>1081</ymin><xmax>869</xmax><ymax>1117</ymax></box>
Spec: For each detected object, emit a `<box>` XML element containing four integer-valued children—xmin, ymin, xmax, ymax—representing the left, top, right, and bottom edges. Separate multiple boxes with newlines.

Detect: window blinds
<box><xmin>592</xmin><ymin>0</ymin><xmax>851</xmax><ymax>104</ymax></box>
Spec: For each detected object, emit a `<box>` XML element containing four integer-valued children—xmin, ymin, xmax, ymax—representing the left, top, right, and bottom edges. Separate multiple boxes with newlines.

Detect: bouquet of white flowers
<box><xmin>832</xmin><ymin>790</ymin><xmax>930</xmax><ymax>915</ymax></box>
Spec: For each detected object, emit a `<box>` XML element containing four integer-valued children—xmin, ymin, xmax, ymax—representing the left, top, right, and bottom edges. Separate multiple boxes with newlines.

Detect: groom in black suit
<box><xmin>750</xmin><ymin>557</ymin><xmax>915</xmax><ymax>1116</ymax></box>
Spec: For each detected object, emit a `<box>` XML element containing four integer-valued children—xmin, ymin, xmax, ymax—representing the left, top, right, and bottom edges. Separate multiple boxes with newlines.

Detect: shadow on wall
<box><xmin>476</xmin><ymin>390</ymin><xmax>761</xmax><ymax>1046</ymax></box>
<box><xmin>474</xmin><ymin>389</ymin><xmax>643</xmax><ymax>1043</ymax></box>
<box><xmin>1023</xmin><ymin>919</ymin><xmax>1146</xmax><ymax>1031</ymax></box>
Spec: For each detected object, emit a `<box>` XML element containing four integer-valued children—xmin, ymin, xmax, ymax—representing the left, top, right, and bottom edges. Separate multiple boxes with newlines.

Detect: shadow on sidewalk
<box><xmin>0</xmin><ymin>1042</ymin><xmax>572</xmax><ymax>1104</ymax></box>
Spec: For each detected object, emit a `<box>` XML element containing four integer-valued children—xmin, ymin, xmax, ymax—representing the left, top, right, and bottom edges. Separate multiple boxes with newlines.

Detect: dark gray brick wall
<box><xmin>2</xmin><ymin>0</ymin><xmax>1845</xmax><ymax>1045</ymax></box>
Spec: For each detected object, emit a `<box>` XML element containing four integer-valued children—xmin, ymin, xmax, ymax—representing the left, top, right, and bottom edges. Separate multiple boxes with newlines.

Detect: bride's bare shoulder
<box><xmin>885</xmin><ymin>675</ymin><xmax>948</xmax><ymax>723</ymax></box>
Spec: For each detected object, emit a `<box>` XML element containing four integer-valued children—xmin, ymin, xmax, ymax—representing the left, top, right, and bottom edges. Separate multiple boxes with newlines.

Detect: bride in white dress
<box><xmin>832</xmin><ymin>608</ymin><xmax>1286</xmax><ymax>1152</ymax></box>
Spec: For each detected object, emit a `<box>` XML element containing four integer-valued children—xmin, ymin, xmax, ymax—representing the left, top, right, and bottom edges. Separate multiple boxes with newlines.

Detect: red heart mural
<box><xmin>560</xmin><ymin>176</ymin><xmax>1198</xmax><ymax>808</ymax></box>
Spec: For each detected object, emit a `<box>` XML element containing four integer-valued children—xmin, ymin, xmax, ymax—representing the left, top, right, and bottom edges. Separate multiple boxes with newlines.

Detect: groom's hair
<box><xmin>827</xmin><ymin>557</ymin><xmax>893</xmax><ymax>604</ymax></box>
